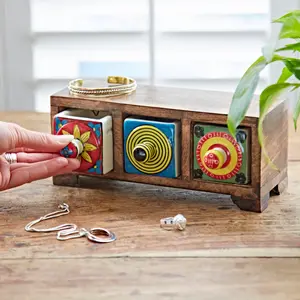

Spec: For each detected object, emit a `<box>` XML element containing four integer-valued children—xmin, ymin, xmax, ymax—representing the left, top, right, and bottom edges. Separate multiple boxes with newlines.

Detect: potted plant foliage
<box><xmin>227</xmin><ymin>10</ymin><xmax>300</xmax><ymax>168</ymax></box>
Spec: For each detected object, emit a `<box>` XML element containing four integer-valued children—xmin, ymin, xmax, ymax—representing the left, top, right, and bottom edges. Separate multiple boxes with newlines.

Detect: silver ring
<box><xmin>3</xmin><ymin>153</ymin><xmax>17</xmax><ymax>164</ymax></box>
<box><xmin>86</xmin><ymin>227</ymin><xmax>117</xmax><ymax>243</ymax></box>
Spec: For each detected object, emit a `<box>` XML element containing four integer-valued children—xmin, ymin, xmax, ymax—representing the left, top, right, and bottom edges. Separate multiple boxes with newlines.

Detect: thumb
<box><xmin>10</xmin><ymin>123</ymin><xmax>75</xmax><ymax>152</ymax></box>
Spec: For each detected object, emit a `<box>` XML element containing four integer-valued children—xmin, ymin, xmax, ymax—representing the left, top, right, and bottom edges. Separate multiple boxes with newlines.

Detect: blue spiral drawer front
<box><xmin>123</xmin><ymin>117</ymin><xmax>181</xmax><ymax>178</ymax></box>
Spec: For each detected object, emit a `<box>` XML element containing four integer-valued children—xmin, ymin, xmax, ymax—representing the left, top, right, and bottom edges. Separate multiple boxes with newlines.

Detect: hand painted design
<box><xmin>88</xmin><ymin>122</ymin><xmax>101</xmax><ymax>138</ymax></box>
<box><xmin>55</xmin><ymin>118</ymin><xmax>68</xmax><ymax>133</ymax></box>
<box><xmin>62</xmin><ymin>124</ymin><xmax>97</xmax><ymax>163</ymax></box>
<box><xmin>88</xmin><ymin>160</ymin><xmax>102</xmax><ymax>174</ymax></box>
<box><xmin>60</xmin><ymin>146</ymin><xmax>73</xmax><ymax>158</ymax></box>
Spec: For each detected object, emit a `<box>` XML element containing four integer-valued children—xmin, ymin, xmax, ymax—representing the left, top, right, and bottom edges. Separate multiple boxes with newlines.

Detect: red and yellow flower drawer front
<box><xmin>53</xmin><ymin>109</ymin><xmax>113</xmax><ymax>175</ymax></box>
<box><xmin>193</xmin><ymin>123</ymin><xmax>250</xmax><ymax>185</ymax></box>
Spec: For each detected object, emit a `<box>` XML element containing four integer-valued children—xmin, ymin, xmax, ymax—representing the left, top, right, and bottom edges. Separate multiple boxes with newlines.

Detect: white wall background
<box><xmin>0</xmin><ymin>0</ymin><xmax>299</xmax><ymax>112</ymax></box>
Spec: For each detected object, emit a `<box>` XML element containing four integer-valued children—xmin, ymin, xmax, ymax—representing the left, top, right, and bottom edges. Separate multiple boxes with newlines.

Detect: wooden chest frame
<box><xmin>50</xmin><ymin>85</ymin><xmax>288</xmax><ymax>213</ymax></box>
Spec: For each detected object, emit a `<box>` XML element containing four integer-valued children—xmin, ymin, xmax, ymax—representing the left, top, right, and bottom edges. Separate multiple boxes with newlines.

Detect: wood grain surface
<box><xmin>1</xmin><ymin>258</ymin><xmax>300</xmax><ymax>300</ymax></box>
<box><xmin>2</xmin><ymin>161</ymin><xmax>300</xmax><ymax>260</ymax></box>
<box><xmin>52</xmin><ymin>85</ymin><xmax>278</xmax><ymax>118</ymax></box>
<box><xmin>260</xmin><ymin>100</ymin><xmax>289</xmax><ymax>189</ymax></box>
<box><xmin>1</xmin><ymin>112</ymin><xmax>300</xmax><ymax>299</ymax></box>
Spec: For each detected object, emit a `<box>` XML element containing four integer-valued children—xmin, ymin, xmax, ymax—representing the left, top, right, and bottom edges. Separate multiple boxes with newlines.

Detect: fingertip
<box><xmin>55</xmin><ymin>157</ymin><xmax>69</xmax><ymax>166</ymax></box>
<box><xmin>66</xmin><ymin>158</ymin><xmax>81</xmax><ymax>170</ymax></box>
<box><xmin>54</xmin><ymin>134</ymin><xmax>75</xmax><ymax>145</ymax></box>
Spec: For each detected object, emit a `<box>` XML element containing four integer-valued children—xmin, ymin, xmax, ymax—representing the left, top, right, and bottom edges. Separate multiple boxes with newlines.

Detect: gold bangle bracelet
<box><xmin>68</xmin><ymin>76</ymin><xmax>137</xmax><ymax>97</ymax></box>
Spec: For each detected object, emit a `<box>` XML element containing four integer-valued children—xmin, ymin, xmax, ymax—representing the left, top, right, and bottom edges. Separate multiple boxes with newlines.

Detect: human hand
<box><xmin>0</xmin><ymin>121</ymin><xmax>80</xmax><ymax>191</ymax></box>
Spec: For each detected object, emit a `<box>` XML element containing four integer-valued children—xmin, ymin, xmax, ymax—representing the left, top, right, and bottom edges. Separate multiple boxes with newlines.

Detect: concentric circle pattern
<box><xmin>196</xmin><ymin>131</ymin><xmax>243</xmax><ymax>180</ymax></box>
<box><xmin>126</xmin><ymin>125</ymin><xmax>172</xmax><ymax>174</ymax></box>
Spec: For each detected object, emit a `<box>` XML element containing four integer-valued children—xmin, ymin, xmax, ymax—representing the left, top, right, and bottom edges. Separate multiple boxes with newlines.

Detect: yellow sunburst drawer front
<box><xmin>53</xmin><ymin>109</ymin><xmax>113</xmax><ymax>175</ymax></box>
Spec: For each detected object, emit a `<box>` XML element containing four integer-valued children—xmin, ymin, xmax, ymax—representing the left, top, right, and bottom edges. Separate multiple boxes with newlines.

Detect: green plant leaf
<box><xmin>277</xmin><ymin>66</ymin><xmax>293</xmax><ymax>83</ymax></box>
<box><xmin>281</xmin><ymin>57</ymin><xmax>300</xmax><ymax>80</ymax></box>
<box><xmin>227</xmin><ymin>56</ymin><xmax>267</xmax><ymax>138</ymax></box>
<box><xmin>279</xmin><ymin>16</ymin><xmax>300</xmax><ymax>39</ymax></box>
<box><xmin>293</xmin><ymin>94</ymin><xmax>300</xmax><ymax>130</ymax></box>
<box><xmin>258</xmin><ymin>83</ymin><xmax>300</xmax><ymax>170</ymax></box>
<box><xmin>276</xmin><ymin>42</ymin><xmax>300</xmax><ymax>53</ymax></box>
<box><xmin>273</xmin><ymin>10</ymin><xmax>300</xmax><ymax>24</ymax></box>
<box><xmin>259</xmin><ymin>83</ymin><xmax>294</xmax><ymax>117</ymax></box>
<box><xmin>272</xmin><ymin>54</ymin><xmax>300</xmax><ymax>81</ymax></box>
<box><xmin>273</xmin><ymin>11</ymin><xmax>300</xmax><ymax>40</ymax></box>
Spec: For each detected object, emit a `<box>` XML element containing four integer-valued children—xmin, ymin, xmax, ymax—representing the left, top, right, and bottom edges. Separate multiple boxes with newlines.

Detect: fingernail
<box><xmin>54</xmin><ymin>134</ymin><xmax>75</xmax><ymax>144</ymax></box>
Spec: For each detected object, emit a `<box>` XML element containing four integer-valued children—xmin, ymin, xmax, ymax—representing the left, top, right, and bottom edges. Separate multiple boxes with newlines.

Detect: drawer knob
<box><xmin>60</xmin><ymin>139</ymin><xmax>83</xmax><ymax>159</ymax></box>
<box><xmin>133</xmin><ymin>141</ymin><xmax>156</xmax><ymax>163</ymax></box>
<box><xmin>203</xmin><ymin>147</ymin><xmax>227</xmax><ymax>170</ymax></box>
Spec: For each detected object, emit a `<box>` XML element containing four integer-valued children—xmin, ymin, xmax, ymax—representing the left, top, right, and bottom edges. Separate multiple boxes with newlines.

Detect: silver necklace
<box><xmin>25</xmin><ymin>203</ymin><xmax>116</xmax><ymax>243</ymax></box>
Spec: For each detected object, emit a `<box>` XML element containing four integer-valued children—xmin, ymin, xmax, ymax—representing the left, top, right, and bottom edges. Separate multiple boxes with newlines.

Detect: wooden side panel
<box><xmin>181</xmin><ymin>115</ymin><xmax>191</xmax><ymax>181</ymax></box>
<box><xmin>260</xmin><ymin>100</ymin><xmax>288</xmax><ymax>194</ymax></box>
<box><xmin>112</xmin><ymin>109</ymin><xmax>124</xmax><ymax>175</ymax></box>
<box><xmin>249</xmin><ymin>120</ymin><xmax>261</xmax><ymax>194</ymax></box>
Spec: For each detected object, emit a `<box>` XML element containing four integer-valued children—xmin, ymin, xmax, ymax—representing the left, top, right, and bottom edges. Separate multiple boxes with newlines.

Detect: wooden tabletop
<box><xmin>1</xmin><ymin>112</ymin><xmax>300</xmax><ymax>299</ymax></box>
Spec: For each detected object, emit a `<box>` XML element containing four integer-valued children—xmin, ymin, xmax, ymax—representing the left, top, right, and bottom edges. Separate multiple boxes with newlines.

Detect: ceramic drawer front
<box><xmin>53</xmin><ymin>109</ymin><xmax>113</xmax><ymax>175</ymax></box>
<box><xmin>123</xmin><ymin>116</ymin><xmax>181</xmax><ymax>178</ymax></box>
<box><xmin>193</xmin><ymin>123</ymin><xmax>250</xmax><ymax>185</ymax></box>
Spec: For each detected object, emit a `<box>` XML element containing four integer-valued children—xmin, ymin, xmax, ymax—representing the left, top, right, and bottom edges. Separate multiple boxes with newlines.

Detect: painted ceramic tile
<box><xmin>193</xmin><ymin>123</ymin><xmax>250</xmax><ymax>185</ymax></box>
<box><xmin>123</xmin><ymin>117</ymin><xmax>181</xmax><ymax>178</ymax></box>
<box><xmin>53</xmin><ymin>109</ymin><xmax>113</xmax><ymax>175</ymax></box>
